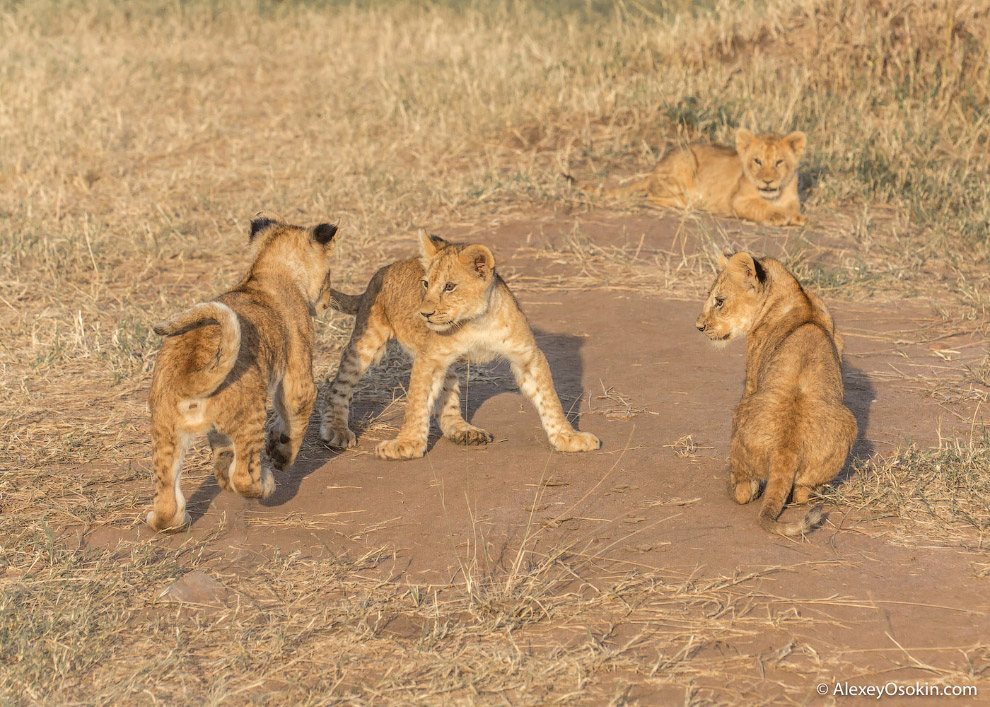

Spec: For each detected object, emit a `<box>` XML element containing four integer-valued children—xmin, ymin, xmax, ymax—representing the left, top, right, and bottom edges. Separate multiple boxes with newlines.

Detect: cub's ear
<box><xmin>249</xmin><ymin>210</ymin><xmax>284</xmax><ymax>241</ymax></box>
<box><xmin>313</xmin><ymin>222</ymin><xmax>338</xmax><ymax>246</ymax></box>
<box><xmin>735</xmin><ymin>127</ymin><xmax>755</xmax><ymax>154</ymax></box>
<box><xmin>785</xmin><ymin>131</ymin><xmax>807</xmax><ymax>158</ymax></box>
<box><xmin>419</xmin><ymin>231</ymin><xmax>449</xmax><ymax>260</ymax></box>
<box><xmin>716</xmin><ymin>247</ymin><xmax>733</xmax><ymax>269</ymax></box>
<box><xmin>728</xmin><ymin>252</ymin><xmax>766</xmax><ymax>290</ymax></box>
<box><xmin>460</xmin><ymin>244</ymin><xmax>495</xmax><ymax>280</ymax></box>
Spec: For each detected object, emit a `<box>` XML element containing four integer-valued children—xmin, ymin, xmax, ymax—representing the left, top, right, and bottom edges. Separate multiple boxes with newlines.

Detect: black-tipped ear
<box><xmin>249</xmin><ymin>217</ymin><xmax>277</xmax><ymax>241</ymax></box>
<box><xmin>313</xmin><ymin>223</ymin><xmax>338</xmax><ymax>245</ymax></box>
<box><xmin>249</xmin><ymin>210</ymin><xmax>285</xmax><ymax>241</ymax></box>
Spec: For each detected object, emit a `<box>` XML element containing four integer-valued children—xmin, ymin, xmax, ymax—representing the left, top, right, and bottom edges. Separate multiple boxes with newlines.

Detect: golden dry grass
<box><xmin>1</xmin><ymin>0</ymin><xmax>990</xmax><ymax>703</ymax></box>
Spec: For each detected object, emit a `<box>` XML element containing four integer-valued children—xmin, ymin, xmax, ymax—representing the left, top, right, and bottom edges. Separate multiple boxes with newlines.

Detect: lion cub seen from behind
<box><xmin>610</xmin><ymin>128</ymin><xmax>807</xmax><ymax>227</ymax></box>
<box><xmin>696</xmin><ymin>251</ymin><xmax>856</xmax><ymax>536</ymax></box>
<box><xmin>321</xmin><ymin>233</ymin><xmax>601</xmax><ymax>460</ymax></box>
<box><xmin>147</xmin><ymin>213</ymin><xmax>339</xmax><ymax>532</ymax></box>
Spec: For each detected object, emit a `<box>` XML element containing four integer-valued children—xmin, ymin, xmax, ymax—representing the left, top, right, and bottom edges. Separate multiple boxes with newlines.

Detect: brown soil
<box><xmin>91</xmin><ymin>211</ymin><xmax>989</xmax><ymax>703</ymax></box>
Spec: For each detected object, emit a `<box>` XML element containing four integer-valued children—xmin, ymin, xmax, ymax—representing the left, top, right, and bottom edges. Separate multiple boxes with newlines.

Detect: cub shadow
<box><xmin>186</xmin><ymin>327</ymin><xmax>591</xmax><ymax>519</ymax></box>
<box><xmin>458</xmin><ymin>327</ymin><xmax>590</xmax><ymax>432</ymax></box>
<box><xmin>834</xmin><ymin>360</ymin><xmax>876</xmax><ymax>485</ymax></box>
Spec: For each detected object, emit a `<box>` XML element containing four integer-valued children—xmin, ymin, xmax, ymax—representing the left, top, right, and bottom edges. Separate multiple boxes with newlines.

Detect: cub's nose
<box><xmin>696</xmin><ymin>324</ymin><xmax>706</xmax><ymax>332</ymax></box>
<box><xmin>420</xmin><ymin>309</ymin><xmax>435</xmax><ymax>320</ymax></box>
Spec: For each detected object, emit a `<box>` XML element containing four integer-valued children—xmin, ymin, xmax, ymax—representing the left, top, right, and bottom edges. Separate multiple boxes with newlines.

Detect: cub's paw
<box><xmin>375</xmin><ymin>439</ymin><xmax>426</xmax><ymax>461</ymax></box>
<box><xmin>321</xmin><ymin>422</ymin><xmax>357</xmax><ymax>449</ymax></box>
<box><xmin>265</xmin><ymin>432</ymin><xmax>293</xmax><ymax>472</ymax></box>
<box><xmin>732</xmin><ymin>479</ymin><xmax>761</xmax><ymax>505</ymax></box>
<box><xmin>260</xmin><ymin>465</ymin><xmax>276</xmax><ymax>498</ymax></box>
<box><xmin>788</xmin><ymin>212</ymin><xmax>807</xmax><ymax>227</ymax></box>
<box><xmin>447</xmin><ymin>425</ymin><xmax>493</xmax><ymax>446</ymax></box>
<box><xmin>231</xmin><ymin>466</ymin><xmax>276</xmax><ymax>499</ymax></box>
<box><xmin>552</xmin><ymin>430</ymin><xmax>601</xmax><ymax>453</ymax></box>
<box><xmin>766</xmin><ymin>211</ymin><xmax>790</xmax><ymax>227</ymax></box>
<box><xmin>213</xmin><ymin>449</ymin><xmax>234</xmax><ymax>489</ymax></box>
<box><xmin>791</xmin><ymin>485</ymin><xmax>815</xmax><ymax>505</ymax></box>
<box><xmin>146</xmin><ymin>508</ymin><xmax>191</xmax><ymax>532</ymax></box>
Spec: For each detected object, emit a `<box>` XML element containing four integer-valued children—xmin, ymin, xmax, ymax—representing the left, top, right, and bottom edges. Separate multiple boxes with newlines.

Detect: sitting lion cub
<box><xmin>320</xmin><ymin>233</ymin><xmax>601</xmax><ymax>460</ymax></box>
<box><xmin>610</xmin><ymin>128</ymin><xmax>807</xmax><ymax>227</ymax></box>
<box><xmin>147</xmin><ymin>213</ymin><xmax>338</xmax><ymax>531</ymax></box>
<box><xmin>696</xmin><ymin>251</ymin><xmax>856</xmax><ymax>536</ymax></box>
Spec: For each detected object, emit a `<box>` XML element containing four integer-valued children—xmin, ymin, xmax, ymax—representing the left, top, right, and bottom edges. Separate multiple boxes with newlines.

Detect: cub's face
<box><xmin>249</xmin><ymin>211</ymin><xmax>338</xmax><ymax>309</ymax></box>
<box><xmin>736</xmin><ymin>129</ymin><xmax>806</xmax><ymax>200</ymax></box>
<box><xmin>696</xmin><ymin>252</ymin><xmax>764</xmax><ymax>346</ymax></box>
<box><xmin>418</xmin><ymin>234</ymin><xmax>495</xmax><ymax>332</ymax></box>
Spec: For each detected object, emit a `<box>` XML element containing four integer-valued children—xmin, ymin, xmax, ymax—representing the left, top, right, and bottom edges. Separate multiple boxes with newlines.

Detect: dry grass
<box><xmin>2</xmin><ymin>0</ymin><xmax>990</xmax><ymax>703</ymax></box>
<box><xmin>823</xmin><ymin>434</ymin><xmax>990</xmax><ymax>545</ymax></box>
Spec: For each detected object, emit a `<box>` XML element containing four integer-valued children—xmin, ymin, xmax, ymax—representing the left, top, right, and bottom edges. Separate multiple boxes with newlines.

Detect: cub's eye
<box><xmin>421</xmin><ymin>279</ymin><xmax>429</xmax><ymax>289</ymax></box>
<box><xmin>753</xmin><ymin>158</ymin><xmax>762</xmax><ymax>166</ymax></box>
<box><xmin>714</xmin><ymin>297</ymin><xmax>725</xmax><ymax>308</ymax></box>
<box><xmin>775</xmin><ymin>159</ymin><xmax>783</xmax><ymax>167</ymax></box>
<box><xmin>443</xmin><ymin>282</ymin><xmax>456</xmax><ymax>292</ymax></box>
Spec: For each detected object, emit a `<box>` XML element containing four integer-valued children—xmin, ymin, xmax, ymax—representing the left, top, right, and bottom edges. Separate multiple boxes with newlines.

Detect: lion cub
<box><xmin>696</xmin><ymin>251</ymin><xmax>856</xmax><ymax>536</ymax></box>
<box><xmin>147</xmin><ymin>213</ymin><xmax>338</xmax><ymax>531</ymax></box>
<box><xmin>610</xmin><ymin>128</ymin><xmax>807</xmax><ymax>227</ymax></box>
<box><xmin>320</xmin><ymin>233</ymin><xmax>601</xmax><ymax>460</ymax></box>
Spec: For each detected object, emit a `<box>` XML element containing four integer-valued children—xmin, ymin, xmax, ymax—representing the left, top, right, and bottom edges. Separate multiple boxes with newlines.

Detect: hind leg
<box><xmin>267</xmin><ymin>373</ymin><xmax>317</xmax><ymax>471</ymax></box>
<box><xmin>207</xmin><ymin>428</ymin><xmax>234</xmax><ymax>490</ymax></box>
<box><xmin>147</xmin><ymin>419</ymin><xmax>192</xmax><ymax>532</ymax></box>
<box><xmin>436</xmin><ymin>369</ymin><xmax>492</xmax><ymax>446</ymax></box>
<box><xmin>228</xmin><ymin>409</ymin><xmax>275</xmax><ymax>499</ymax></box>
<box><xmin>320</xmin><ymin>317</ymin><xmax>391</xmax><ymax>448</ymax></box>
<box><xmin>729</xmin><ymin>425</ymin><xmax>766</xmax><ymax>505</ymax></box>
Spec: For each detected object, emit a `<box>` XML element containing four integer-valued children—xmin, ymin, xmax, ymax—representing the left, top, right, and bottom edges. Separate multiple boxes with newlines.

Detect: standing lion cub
<box><xmin>696</xmin><ymin>251</ymin><xmax>856</xmax><ymax>536</ymax></box>
<box><xmin>146</xmin><ymin>213</ymin><xmax>338</xmax><ymax>532</ymax></box>
<box><xmin>320</xmin><ymin>233</ymin><xmax>601</xmax><ymax>460</ymax></box>
<box><xmin>609</xmin><ymin>128</ymin><xmax>807</xmax><ymax>227</ymax></box>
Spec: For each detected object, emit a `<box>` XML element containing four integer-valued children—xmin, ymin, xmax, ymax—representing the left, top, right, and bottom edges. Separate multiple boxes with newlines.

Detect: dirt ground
<box><xmin>85</xmin><ymin>210</ymin><xmax>989</xmax><ymax>704</ymax></box>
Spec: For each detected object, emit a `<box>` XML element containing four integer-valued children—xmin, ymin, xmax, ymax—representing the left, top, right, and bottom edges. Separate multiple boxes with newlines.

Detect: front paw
<box><xmin>552</xmin><ymin>430</ymin><xmax>601</xmax><ymax>453</ymax></box>
<box><xmin>321</xmin><ymin>422</ymin><xmax>357</xmax><ymax>449</ymax></box>
<box><xmin>447</xmin><ymin>426</ymin><xmax>493</xmax><ymax>446</ymax></box>
<box><xmin>767</xmin><ymin>211</ymin><xmax>790</xmax><ymax>227</ymax></box>
<box><xmin>375</xmin><ymin>438</ymin><xmax>426</xmax><ymax>460</ymax></box>
<box><xmin>788</xmin><ymin>212</ymin><xmax>806</xmax><ymax>226</ymax></box>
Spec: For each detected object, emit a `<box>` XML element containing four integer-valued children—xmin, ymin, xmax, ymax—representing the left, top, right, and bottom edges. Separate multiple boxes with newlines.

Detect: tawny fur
<box><xmin>146</xmin><ymin>212</ymin><xmax>338</xmax><ymax>532</ymax></box>
<box><xmin>609</xmin><ymin>128</ymin><xmax>807</xmax><ymax>227</ymax></box>
<box><xmin>696</xmin><ymin>251</ymin><xmax>856</xmax><ymax>536</ymax></box>
<box><xmin>320</xmin><ymin>233</ymin><xmax>601</xmax><ymax>461</ymax></box>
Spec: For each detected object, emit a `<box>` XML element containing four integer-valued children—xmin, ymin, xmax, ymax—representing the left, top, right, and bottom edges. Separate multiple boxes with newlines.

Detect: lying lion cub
<box><xmin>320</xmin><ymin>233</ymin><xmax>601</xmax><ymax>460</ymax></box>
<box><xmin>147</xmin><ymin>213</ymin><xmax>338</xmax><ymax>531</ymax></box>
<box><xmin>609</xmin><ymin>128</ymin><xmax>807</xmax><ymax>227</ymax></box>
<box><xmin>696</xmin><ymin>251</ymin><xmax>856</xmax><ymax>536</ymax></box>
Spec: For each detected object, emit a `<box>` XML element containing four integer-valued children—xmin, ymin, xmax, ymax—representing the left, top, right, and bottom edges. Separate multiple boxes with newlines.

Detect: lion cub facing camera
<box><xmin>147</xmin><ymin>213</ymin><xmax>338</xmax><ymax>532</ymax></box>
<box><xmin>696</xmin><ymin>251</ymin><xmax>856</xmax><ymax>536</ymax></box>
<box><xmin>610</xmin><ymin>128</ymin><xmax>807</xmax><ymax>227</ymax></box>
<box><xmin>320</xmin><ymin>233</ymin><xmax>601</xmax><ymax>460</ymax></box>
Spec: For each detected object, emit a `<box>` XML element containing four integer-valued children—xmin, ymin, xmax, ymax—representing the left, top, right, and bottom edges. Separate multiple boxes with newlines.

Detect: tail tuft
<box><xmin>760</xmin><ymin>503</ymin><xmax>824</xmax><ymax>537</ymax></box>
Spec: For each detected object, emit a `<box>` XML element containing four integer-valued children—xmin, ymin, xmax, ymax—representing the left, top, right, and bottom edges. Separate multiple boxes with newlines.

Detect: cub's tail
<box><xmin>328</xmin><ymin>288</ymin><xmax>363</xmax><ymax>316</ymax></box>
<box><xmin>758</xmin><ymin>449</ymin><xmax>823</xmax><ymax>537</ymax></box>
<box><xmin>153</xmin><ymin>302</ymin><xmax>240</xmax><ymax>398</ymax></box>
